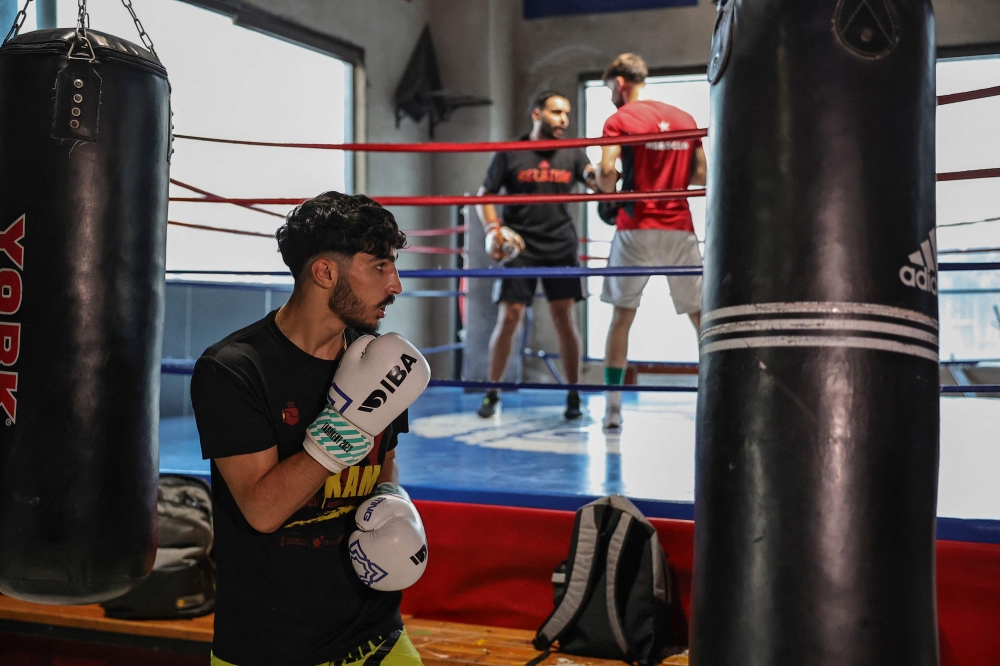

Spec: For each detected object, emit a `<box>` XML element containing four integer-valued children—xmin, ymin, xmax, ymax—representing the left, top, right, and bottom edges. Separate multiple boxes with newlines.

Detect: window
<box><xmin>936</xmin><ymin>55</ymin><xmax>1000</xmax><ymax>362</ymax></box>
<box><xmin>583</xmin><ymin>57</ymin><xmax>1000</xmax><ymax>364</ymax></box>
<box><xmin>17</xmin><ymin>0</ymin><xmax>355</xmax><ymax>276</ymax></box>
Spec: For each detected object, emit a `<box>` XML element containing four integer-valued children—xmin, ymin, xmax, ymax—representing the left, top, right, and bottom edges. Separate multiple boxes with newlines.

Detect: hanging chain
<box><xmin>120</xmin><ymin>0</ymin><xmax>157</xmax><ymax>58</ymax></box>
<box><xmin>2</xmin><ymin>0</ymin><xmax>34</xmax><ymax>46</ymax></box>
<box><xmin>69</xmin><ymin>0</ymin><xmax>96</xmax><ymax>61</ymax></box>
<box><xmin>3</xmin><ymin>0</ymin><xmax>158</xmax><ymax>60</ymax></box>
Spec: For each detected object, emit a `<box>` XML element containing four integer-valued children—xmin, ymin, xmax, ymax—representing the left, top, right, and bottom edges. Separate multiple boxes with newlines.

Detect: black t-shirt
<box><xmin>482</xmin><ymin>137</ymin><xmax>592</xmax><ymax>260</ymax></box>
<box><xmin>191</xmin><ymin>311</ymin><xmax>407</xmax><ymax>666</ymax></box>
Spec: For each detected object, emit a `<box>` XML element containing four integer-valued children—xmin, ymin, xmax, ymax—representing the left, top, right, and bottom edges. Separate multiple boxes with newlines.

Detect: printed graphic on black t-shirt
<box><xmin>482</xmin><ymin>138</ymin><xmax>592</xmax><ymax>259</ymax></box>
<box><xmin>191</xmin><ymin>313</ymin><xmax>407</xmax><ymax>666</ymax></box>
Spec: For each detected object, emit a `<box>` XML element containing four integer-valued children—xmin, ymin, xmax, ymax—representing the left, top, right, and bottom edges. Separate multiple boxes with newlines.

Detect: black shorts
<box><xmin>492</xmin><ymin>254</ymin><xmax>586</xmax><ymax>305</ymax></box>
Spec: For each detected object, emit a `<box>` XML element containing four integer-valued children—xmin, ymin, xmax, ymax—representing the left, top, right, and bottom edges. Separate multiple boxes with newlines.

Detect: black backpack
<box><xmin>530</xmin><ymin>495</ymin><xmax>688</xmax><ymax>666</ymax></box>
<box><xmin>102</xmin><ymin>474</ymin><xmax>216</xmax><ymax>620</ymax></box>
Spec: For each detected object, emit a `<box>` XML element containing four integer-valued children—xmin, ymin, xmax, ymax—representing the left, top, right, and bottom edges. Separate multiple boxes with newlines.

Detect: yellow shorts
<box><xmin>211</xmin><ymin>627</ymin><xmax>424</xmax><ymax>666</ymax></box>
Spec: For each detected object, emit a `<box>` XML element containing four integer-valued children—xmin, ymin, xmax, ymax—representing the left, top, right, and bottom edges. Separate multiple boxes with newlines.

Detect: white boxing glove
<box><xmin>303</xmin><ymin>333</ymin><xmax>430</xmax><ymax>473</ymax></box>
<box><xmin>485</xmin><ymin>224</ymin><xmax>525</xmax><ymax>262</ymax></box>
<box><xmin>349</xmin><ymin>493</ymin><xmax>428</xmax><ymax>591</ymax></box>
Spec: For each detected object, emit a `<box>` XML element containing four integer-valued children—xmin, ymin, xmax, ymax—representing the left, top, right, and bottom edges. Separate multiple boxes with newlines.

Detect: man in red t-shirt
<box><xmin>595</xmin><ymin>53</ymin><xmax>707</xmax><ymax>429</ymax></box>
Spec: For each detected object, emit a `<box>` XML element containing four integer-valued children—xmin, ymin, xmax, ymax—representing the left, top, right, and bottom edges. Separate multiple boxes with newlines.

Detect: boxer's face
<box><xmin>328</xmin><ymin>252</ymin><xmax>401</xmax><ymax>334</ymax></box>
<box><xmin>533</xmin><ymin>96</ymin><xmax>570</xmax><ymax>138</ymax></box>
<box><xmin>606</xmin><ymin>77</ymin><xmax>625</xmax><ymax>108</ymax></box>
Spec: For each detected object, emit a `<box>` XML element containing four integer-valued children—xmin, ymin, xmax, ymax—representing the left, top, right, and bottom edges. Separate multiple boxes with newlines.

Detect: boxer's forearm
<box><xmin>216</xmin><ymin>448</ymin><xmax>329</xmax><ymax>534</ymax></box>
<box><xmin>598</xmin><ymin>145</ymin><xmax>621</xmax><ymax>192</ymax></box>
<box><xmin>476</xmin><ymin>185</ymin><xmax>501</xmax><ymax>229</ymax></box>
<box><xmin>377</xmin><ymin>449</ymin><xmax>399</xmax><ymax>485</ymax></box>
<box><xmin>690</xmin><ymin>146</ymin><xmax>707</xmax><ymax>187</ymax></box>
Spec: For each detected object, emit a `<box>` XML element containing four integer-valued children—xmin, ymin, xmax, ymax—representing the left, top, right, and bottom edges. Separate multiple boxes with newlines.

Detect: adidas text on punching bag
<box><xmin>0</xmin><ymin>28</ymin><xmax>170</xmax><ymax>603</ymax></box>
<box><xmin>694</xmin><ymin>1</ymin><xmax>938</xmax><ymax>665</ymax></box>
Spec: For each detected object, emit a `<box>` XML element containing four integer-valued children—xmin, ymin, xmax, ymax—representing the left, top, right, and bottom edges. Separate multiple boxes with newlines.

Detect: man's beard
<box><xmin>328</xmin><ymin>278</ymin><xmax>394</xmax><ymax>335</ymax></box>
<box><xmin>539</xmin><ymin>120</ymin><xmax>562</xmax><ymax>139</ymax></box>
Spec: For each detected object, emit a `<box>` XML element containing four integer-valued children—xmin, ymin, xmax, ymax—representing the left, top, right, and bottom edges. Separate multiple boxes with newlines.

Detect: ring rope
<box><xmin>169</xmin><ymin>188</ymin><xmax>706</xmax><ymax>208</ymax></box>
<box><xmin>165</xmin><ymin>221</ymin><xmax>461</xmax><ymax>254</ymax></box>
<box><xmin>938</xmin><ymin>246</ymin><xmax>1000</xmax><ymax>255</ymax></box>
<box><xmin>170</xmin><ymin>178</ymin><xmax>284</xmax><ymax>219</ymax></box>
<box><xmin>167</xmin><ymin>167</ymin><xmax>996</xmax><ymax>210</ymax></box>
<box><xmin>168</xmin><ymin>84</ymin><xmax>999</xmax><ymax>154</ymax></box>
<box><xmin>173</xmin><ymin>128</ymin><xmax>708</xmax><ymax>153</ymax></box>
<box><xmin>161</xmin><ymin>262</ymin><xmax>1000</xmax><ymax>279</ymax></box>
<box><xmin>939</xmin><ymin>215</ymin><xmax>1000</xmax><ymax>229</ymax></box>
<box><xmin>936</xmin><ymin>167</ymin><xmax>1000</xmax><ymax>182</ymax></box>
<box><xmin>393</xmin><ymin>262</ymin><xmax>1000</xmax><ymax>279</ymax></box>
<box><xmin>936</xmin><ymin>85</ymin><xmax>1000</xmax><ymax>106</ymax></box>
<box><xmin>154</xmin><ymin>360</ymin><xmax>1000</xmax><ymax>395</ymax></box>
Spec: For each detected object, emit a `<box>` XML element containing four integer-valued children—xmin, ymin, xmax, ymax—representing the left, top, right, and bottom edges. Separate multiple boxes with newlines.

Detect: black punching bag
<box><xmin>694</xmin><ymin>1</ymin><xmax>938</xmax><ymax>665</ymax></box>
<box><xmin>0</xmin><ymin>29</ymin><xmax>169</xmax><ymax>603</ymax></box>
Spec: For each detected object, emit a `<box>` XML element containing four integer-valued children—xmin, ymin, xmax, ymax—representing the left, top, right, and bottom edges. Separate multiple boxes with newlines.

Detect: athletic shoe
<box><xmin>603</xmin><ymin>406</ymin><xmax>623</xmax><ymax>430</ymax></box>
<box><xmin>564</xmin><ymin>390</ymin><xmax>582</xmax><ymax>420</ymax></box>
<box><xmin>477</xmin><ymin>391</ymin><xmax>500</xmax><ymax>418</ymax></box>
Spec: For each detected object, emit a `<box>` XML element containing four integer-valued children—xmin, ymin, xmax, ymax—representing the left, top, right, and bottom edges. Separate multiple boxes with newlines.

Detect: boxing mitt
<box><xmin>485</xmin><ymin>223</ymin><xmax>525</xmax><ymax>262</ymax></box>
<box><xmin>349</xmin><ymin>493</ymin><xmax>428</xmax><ymax>591</ymax></box>
<box><xmin>303</xmin><ymin>333</ymin><xmax>430</xmax><ymax>473</ymax></box>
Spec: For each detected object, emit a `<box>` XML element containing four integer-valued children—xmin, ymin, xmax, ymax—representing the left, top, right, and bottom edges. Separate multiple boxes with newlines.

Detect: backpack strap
<box><xmin>524</xmin><ymin>647</ymin><xmax>552</xmax><ymax>666</ymax></box>
<box><xmin>533</xmin><ymin>501</ymin><xmax>604</xmax><ymax>649</ymax></box>
<box><xmin>608</xmin><ymin>495</ymin><xmax>669</xmax><ymax>603</ymax></box>
<box><xmin>604</xmin><ymin>511</ymin><xmax>634</xmax><ymax>657</ymax></box>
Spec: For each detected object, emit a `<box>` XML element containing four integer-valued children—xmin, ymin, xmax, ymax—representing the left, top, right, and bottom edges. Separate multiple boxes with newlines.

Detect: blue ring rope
<box><xmin>164</xmin><ymin>262</ymin><xmax>1000</xmax><ymax>280</ymax></box>
<box><xmin>158</xmin><ymin>359</ymin><xmax>1000</xmax><ymax>395</ymax></box>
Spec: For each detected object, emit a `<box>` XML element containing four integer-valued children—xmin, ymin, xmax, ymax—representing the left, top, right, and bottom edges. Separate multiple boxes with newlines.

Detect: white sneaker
<box><xmin>603</xmin><ymin>406</ymin><xmax>623</xmax><ymax>430</ymax></box>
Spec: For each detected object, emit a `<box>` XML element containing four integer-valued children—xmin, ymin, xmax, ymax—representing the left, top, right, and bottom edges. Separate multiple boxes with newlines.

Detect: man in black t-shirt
<box><xmin>475</xmin><ymin>91</ymin><xmax>596</xmax><ymax>420</ymax></box>
<box><xmin>191</xmin><ymin>193</ymin><xmax>425</xmax><ymax>666</ymax></box>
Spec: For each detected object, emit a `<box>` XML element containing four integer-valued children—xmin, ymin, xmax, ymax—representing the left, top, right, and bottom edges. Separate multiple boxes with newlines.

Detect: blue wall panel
<box><xmin>524</xmin><ymin>0</ymin><xmax>698</xmax><ymax>19</ymax></box>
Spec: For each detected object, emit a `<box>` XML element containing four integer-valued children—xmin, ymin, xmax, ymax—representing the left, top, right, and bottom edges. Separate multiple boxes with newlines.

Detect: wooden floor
<box><xmin>0</xmin><ymin>595</ymin><xmax>689</xmax><ymax>666</ymax></box>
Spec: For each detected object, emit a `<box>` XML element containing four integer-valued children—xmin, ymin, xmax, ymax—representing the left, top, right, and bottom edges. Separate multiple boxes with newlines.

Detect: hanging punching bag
<box><xmin>0</xmin><ymin>28</ymin><xmax>169</xmax><ymax>603</ymax></box>
<box><xmin>694</xmin><ymin>1</ymin><xmax>937</xmax><ymax>665</ymax></box>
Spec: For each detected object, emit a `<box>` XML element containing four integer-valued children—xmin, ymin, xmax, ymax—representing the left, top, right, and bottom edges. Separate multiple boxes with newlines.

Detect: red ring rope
<box><xmin>170</xmin><ymin>189</ymin><xmax>706</xmax><ymax>207</ymax></box>
<box><xmin>169</xmin><ymin>178</ymin><xmax>284</xmax><ymax>219</ymax></box>
<box><xmin>167</xmin><ymin>221</ymin><xmax>462</xmax><ymax>254</ymax></box>
<box><xmin>936</xmin><ymin>167</ymin><xmax>1000</xmax><ymax>182</ymax></box>
<box><xmin>173</xmin><ymin>128</ymin><xmax>708</xmax><ymax>153</ymax></box>
<box><xmin>937</xmin><ymin>85</ymin><xmax>1000</xmax><ymax>106</ymax></box>
<box><xmin>170</xmin><ymin>85</ymin><xmax>999</xmax><ymax>155</ymax></box>
<box><xmin>168</xmin><ymin>165</ymin><xmax>997</xmax><ymax>211</ymax></box>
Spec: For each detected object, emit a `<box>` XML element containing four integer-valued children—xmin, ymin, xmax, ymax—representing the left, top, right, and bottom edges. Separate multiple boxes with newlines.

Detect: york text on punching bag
<box><xmin>0</xmin><ymin>213</ymin><xmax>24</xmax><ymax>424</ymax></box>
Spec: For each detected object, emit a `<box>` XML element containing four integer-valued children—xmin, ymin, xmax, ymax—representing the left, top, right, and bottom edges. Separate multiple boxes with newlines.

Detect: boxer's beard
<box><xmin>328</xmin><ymin>278</ymin><xmax>394</xmax><ymax>335</ymax></box>
<box><xmin>539</xmin><ymin>118</ymin><xmax>562</xmax><ymax>139</ymax></box>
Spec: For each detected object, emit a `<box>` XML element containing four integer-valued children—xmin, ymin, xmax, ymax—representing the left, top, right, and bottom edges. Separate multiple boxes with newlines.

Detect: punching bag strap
<box><xmin>2</xmin><ymin>0</ymin><xmax>33</xmax><ymax>46</ymax></box>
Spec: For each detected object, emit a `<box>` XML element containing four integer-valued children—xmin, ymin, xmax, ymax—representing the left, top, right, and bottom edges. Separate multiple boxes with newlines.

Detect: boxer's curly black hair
<box><xmin>276</xmin><ymin>191</ymin><xmax>407</xmax><ymax>280</ymax></box>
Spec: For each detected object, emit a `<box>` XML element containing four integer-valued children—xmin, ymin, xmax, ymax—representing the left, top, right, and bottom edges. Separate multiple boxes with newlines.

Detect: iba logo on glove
<box><xmin>357</xmin><ymin>353</ymin><xmax>420</xmax><ymax>412</ymax></box>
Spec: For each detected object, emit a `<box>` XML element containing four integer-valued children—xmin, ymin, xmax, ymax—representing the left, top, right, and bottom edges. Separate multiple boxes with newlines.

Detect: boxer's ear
<box><xmin>308</xmin><ymin>254</ymin><xmax>340</xmax><ymax>290</ymax></box>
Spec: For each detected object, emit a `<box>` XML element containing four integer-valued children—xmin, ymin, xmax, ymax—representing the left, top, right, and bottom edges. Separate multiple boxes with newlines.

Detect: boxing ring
<box><xmin>151</xmin><ymin>84</ymin><xmax>1000</xmax><ymax>664</ymax></box>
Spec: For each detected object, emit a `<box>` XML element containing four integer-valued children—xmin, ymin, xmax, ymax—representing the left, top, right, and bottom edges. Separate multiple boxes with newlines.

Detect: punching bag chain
<box><xmin>68</xmin><ymin>0</ymin><xmax>96</xmax><ymax>62</ymax></box>
<box><xmin>2</xmin><ymin>0</ymin><xmax>33</xmax><ymax>46</ymax></box>
<box><xmin>2</xmin><ymin>0</ymin><xmax>156</xmax><ymax>60</ymax></box>
<box><xmin>119</xmin><ymin>0</ymin><xmax>156</xmax><ymax>59</ymax></box>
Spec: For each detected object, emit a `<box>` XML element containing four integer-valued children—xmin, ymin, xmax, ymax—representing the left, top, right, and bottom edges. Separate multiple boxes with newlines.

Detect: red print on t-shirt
<box><xmin>282</xmin><ymin>402</ymin><xmax>299</xmax><ymax>425</ymax></box>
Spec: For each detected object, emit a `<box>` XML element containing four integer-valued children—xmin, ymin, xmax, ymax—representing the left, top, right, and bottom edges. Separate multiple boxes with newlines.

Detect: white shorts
<box><xmin>600</xmin><ymin>229</ymin><xmax>703</xmax><ymax>313</ymax></box>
